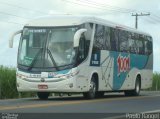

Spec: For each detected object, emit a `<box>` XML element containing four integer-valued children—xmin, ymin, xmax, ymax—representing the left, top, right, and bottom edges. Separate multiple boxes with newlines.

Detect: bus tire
<box><xmin>132</xmin><ymin>77</ymin><xmax>141</xmax><ymax>96</ymax></box>
<box><xmin>125</xmin><ymin>77</ymin><xmax>141</xmax><ymax>96</ymax></box>
<box><xmin>37</xmin><ymin>92</ymin><xmax>50</xmax><ymax>100</ymax></box>
<box><xmin>83</xmin><ymin>76</ymin><xmax>97</xmax><ymax>99</ymax></box>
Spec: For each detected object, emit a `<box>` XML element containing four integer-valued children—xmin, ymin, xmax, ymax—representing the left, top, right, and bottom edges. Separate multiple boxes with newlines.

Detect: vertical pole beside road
<box><xmin>132</xmin><ymin>13</ymin><xmax>150</xmax><ymax>29</ymax></box>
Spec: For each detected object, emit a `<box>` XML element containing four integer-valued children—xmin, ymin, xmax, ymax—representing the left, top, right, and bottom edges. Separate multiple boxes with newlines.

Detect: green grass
<box><xmin>0</xmin><ymin>65</ymin><xmax>160</xmax><ymax>99</ymax></box>
<box><xmin>0</xmin><ymin>66</ymin><xmax>35</xmax><ymax>99</ymax></box>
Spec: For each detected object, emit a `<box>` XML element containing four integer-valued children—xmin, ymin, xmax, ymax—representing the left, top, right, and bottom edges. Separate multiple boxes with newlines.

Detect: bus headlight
<box><xmin>56</xmin><ymin>70</ymin><xmax>79</xmax><ymax>79</ymax></box>
<box><xmin>17</xmin><ymin>73</ymin><xmax>28</xmax><ymax>79</ymax></box>
<box><xmin>16</xmin><ymin>82</ymin><xmax>20</xmax><ymax>87</ymax></box>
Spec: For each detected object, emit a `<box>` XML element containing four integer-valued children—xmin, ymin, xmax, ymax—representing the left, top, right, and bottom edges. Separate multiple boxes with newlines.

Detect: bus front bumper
<box><xmin>16</xmin><ymin>77</ymin><xmax>82</xmax><ymax>93</ymax></box>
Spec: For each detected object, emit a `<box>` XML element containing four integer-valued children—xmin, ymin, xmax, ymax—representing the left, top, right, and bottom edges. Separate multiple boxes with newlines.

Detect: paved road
<box><xmin>0</xmin><ymin>91</ymin><xmax>160</xmax><ymax>119</ymax></box>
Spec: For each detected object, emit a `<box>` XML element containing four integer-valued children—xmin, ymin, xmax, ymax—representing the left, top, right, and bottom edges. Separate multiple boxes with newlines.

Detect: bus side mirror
<box><xmin>73</xmin><ymin>29</ymin><xmax>87</xmax><ymax>47</ymax></box>
<box><xmin>9</xmin><ymin>30</ymin><xmax>22</xmax><ymax>48</ymax></box>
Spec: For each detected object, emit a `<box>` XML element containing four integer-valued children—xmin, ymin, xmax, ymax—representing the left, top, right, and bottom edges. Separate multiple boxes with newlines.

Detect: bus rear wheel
<box><xmin>125</xmin><ymin>77</ymin><xmax>141</xmax><ymax>96</ymax></box>
<box><xmin>83</xmin><ymin>77</ymin><xmax>97</xmax><ymax>99</ymax></box>
<box><xmin>133</xmin><ymin>78</ymin><xmax>141</xmax><ymax>96</ymax></box>
<box><xmin>37</xmin><ymin>92</ymin><xmax>50</xmax><ymax>100</ymax></box>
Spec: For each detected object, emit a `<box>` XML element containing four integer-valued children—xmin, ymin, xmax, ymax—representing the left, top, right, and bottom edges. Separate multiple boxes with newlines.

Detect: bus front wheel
<box><xmin>37</xmin><ymin>92</ymin><xmax>50</xmax><ymax>100</ymax></box>
<box><xmin>83</xmin><ymin>77</ymin><xmax>97</xmax><ymax>99</ymax></box>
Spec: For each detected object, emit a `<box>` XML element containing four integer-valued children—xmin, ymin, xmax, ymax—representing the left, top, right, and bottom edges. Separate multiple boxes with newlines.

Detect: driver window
<box><xmin>20</xmin><ymin>39</ymin><xmax>26</xmax><ymax>61</ymax></box>
<box><xmin>78</xmin><ymin>34</ymin><xmax>85</xmax><ymax>62</ymax></box>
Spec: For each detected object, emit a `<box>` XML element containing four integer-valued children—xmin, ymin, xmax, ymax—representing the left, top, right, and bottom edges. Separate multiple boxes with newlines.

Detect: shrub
<box><xmin>150</xmin><ymin>73</ymin><xmax>160</xmax><ymax>91</ymax></box>
<box><xmin>0</xmin><ymin>66</ymin><xmax>18</xmax><ymax>99</ymax></box>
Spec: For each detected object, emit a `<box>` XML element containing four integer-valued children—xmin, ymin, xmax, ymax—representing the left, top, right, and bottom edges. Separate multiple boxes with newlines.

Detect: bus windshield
<box><xmin>18</xmin><ymin>26</ymin><xmax>79</xmax><ymax>70</ymax></box>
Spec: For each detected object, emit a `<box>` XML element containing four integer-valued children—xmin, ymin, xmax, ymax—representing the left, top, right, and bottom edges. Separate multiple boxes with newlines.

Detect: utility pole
<box><xmin>132</xmin><ymin>13</ymin><xmax>150</xmax><ymax>29</ymax></box>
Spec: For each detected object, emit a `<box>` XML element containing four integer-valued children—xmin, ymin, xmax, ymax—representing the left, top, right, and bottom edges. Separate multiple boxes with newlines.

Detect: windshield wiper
<box><xmin>27</xmin><ymin>48</ymin><xmax>59</xmax><ymax>71</ymax></box>
<box><xmin>27</xmin><ymin>48</ymin><xmax>43</xmax><ymax>71</ymax></box>
<box><xmin>47</xmin><ymin>48</ymin><xmax>59</xmax><ymax>70</ymax></box>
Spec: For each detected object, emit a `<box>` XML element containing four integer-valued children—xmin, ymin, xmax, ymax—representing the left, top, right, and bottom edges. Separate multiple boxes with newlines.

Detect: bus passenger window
<box><xmin>145</xmin><ymin>40</ymin><xmax>152</xmax><ymax>55</ymax></box>
<box><xmin>136</xmin><ymin>40</ymin><xmax>145</xmax><ymax>55</ymax></box>
<box><xmin>145</xmin><ymin>41</ymin><xmax>149</xmax><ymax>55</ymax></box>
<box><xmin>119</xmin><ymin>30</ymin><xmax>129</xmax><ymax>52</ymax></box>
<box><xmin>94</xmin><ymin>25</ymin><xmax>111</xmax><ymax>51</ymax></box>
<box><xmin>104</xmin><ymin>26</ymin><xmax>111</xmax><ymax>50</ymax></box>
<box><xmin>128</xmin><ymin>38</ymin><xmax>136</xmax><ymax>54</ymax></box>
<box><xmin>94</xmin><ymin>25</ymin><xmax>105</xmax><ymax>50</ymax></box>
<box><xmin>110</xmin><ymin>28</ymin><xmax>119</xmax><ymax>51</ymax></box>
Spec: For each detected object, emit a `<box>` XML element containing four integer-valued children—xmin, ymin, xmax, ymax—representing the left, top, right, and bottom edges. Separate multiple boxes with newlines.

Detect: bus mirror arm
<box><xmin>73</xmin><ymin>29</ymin><xmax>87</xmax><ymax>47</ymax></box>
<box><xmin>9</xmin><ymin>30</ymin><xmax>22</xmax><ymax>48</ymax></box>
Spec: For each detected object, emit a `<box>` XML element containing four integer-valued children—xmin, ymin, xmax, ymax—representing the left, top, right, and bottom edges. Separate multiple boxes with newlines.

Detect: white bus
<box><xmin>9</xmin><ymin>15</ymin><xmax>153</xmax><ymax>99</ymax></box>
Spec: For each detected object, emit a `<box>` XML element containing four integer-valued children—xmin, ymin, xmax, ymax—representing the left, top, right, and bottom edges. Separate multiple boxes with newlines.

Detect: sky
<box><xmin>0</xmin><ymin>0</ymin><xmax>159</xmax><ymax>72</ymax></box>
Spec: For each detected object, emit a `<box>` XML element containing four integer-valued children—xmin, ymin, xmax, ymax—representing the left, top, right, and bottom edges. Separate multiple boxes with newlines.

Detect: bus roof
<box><xmin>25</xmin><ymin>15</ymin><xmax>151</xmax><ymax>36</ymax></box>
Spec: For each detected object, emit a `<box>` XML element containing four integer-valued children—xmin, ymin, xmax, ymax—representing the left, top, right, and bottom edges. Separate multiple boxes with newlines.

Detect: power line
<box><xmin>0</xmin><ymin>11</ymin><xmax>30</xmax><ymax>20</ymax></box>
<box><xmin>152</xmin><ymin>13</ymin><xmax>160</xmax><ymax>19</ymax></box>
<box><xmin>81</xmin><ymin>0</ymin><xmax>160</xmax><ymax>22</ymax></box>
<box><xmin>81</xmin><ymin>0</ymin><xmax>159</xmax><ymax>19</ymax></box>
<box><xmin>151</xmin><ymin>14</ymin><xmax>160</xmax><ymax>21</ymax></box>
<box><xmin>141</xmin><ymin>15</ymin><xmax>160</xmax><ymax>25</ymax></box>
<box><xmin>141</xmin><ymin>17</ymin><xmax>159</xmax><ymax>24</ymax></box>
<box><xmin>65</xmin><ymin>0</ymin><xmax>160</xmax><ymax>25</ymax></box>
<box><xmin>0</xmin><ymin>0</ymin><xmax>159</xmax><ymax>28</ymax></box>
<box><xmin>0</xmin><ymin>1</ymin><xmax>47</xmax><ymax>15</ymax></box>
<box><xmin>79</xmin><ymin>0</ymin><xmax>160</xmax><ymax>27</ymax></box>
<box><xmin>0</xmin><ymin>10</ymin><xmax>30</xmax><ymax>26</ymax></box>
<box><xmin>149</xmin><ymin>17</ymin><xmax>160</xmax><ymax>23</ymax></box>
<box><xmin>78</xmin><ymin>0</ymin><xmax>135</xmax><ymax>13</ymax></box>
<box><xmin>63</xmin><ymin>0</ymin><xmax>131</xmax><ymax>14</ymax></box>
<box><xmin>0</xmin><ymin>20</ymin><xmax>24</xmax><ymax>25</ymax></box>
